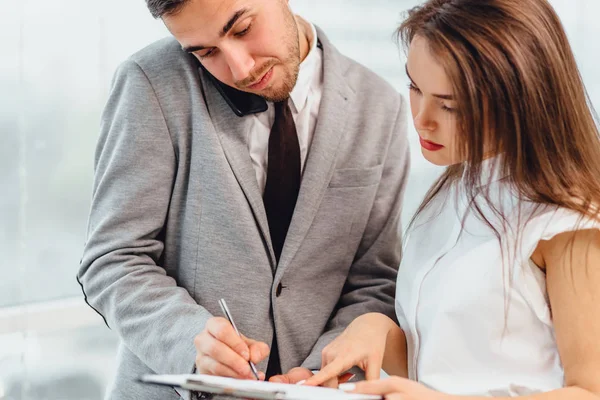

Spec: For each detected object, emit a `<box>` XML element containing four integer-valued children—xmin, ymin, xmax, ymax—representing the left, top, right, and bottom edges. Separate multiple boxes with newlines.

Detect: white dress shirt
<box><xmin>248</xmin><ymin>19</ymin><xmax>323</xmax><ymax>193</ymax></box>
<box><xmin>395</xmin><ymin>156</ymin><xmax>599</xmax><ymax>396</ymax></box>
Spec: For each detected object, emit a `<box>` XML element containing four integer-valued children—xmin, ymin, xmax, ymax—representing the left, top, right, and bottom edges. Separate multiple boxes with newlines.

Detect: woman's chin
<box><xmin>421</xmin><ymin>149</ymin><xmax>452</xmax><ymax>167</ymax></box>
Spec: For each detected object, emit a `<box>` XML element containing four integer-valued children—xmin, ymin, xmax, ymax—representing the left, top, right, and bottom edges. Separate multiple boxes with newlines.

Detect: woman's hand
<box><xmin>304</xmin><ymin>313</ymin><xmax>397</xmax><ymax>387</ymax></box>
<box><xmin>340</xmin><ymin>377</ymin><xmax>451</xmax><ymax>400</ymax></box>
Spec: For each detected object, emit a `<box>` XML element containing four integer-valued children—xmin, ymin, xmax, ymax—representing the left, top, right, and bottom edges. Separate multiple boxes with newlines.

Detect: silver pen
<box><xmin>218</xmin><ymin>298</ymin><xmax>260</xmax><ymax>380</ymax></box>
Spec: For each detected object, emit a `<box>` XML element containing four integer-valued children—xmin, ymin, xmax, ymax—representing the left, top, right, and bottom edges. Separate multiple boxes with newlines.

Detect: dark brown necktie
<box><xmin>263</xmin><ymin>100</ymin><xmax>301</xmax><ymax>262</ymax></box>
<box><xmin>263</xmin><ymin>100</ymin><xmax>300</xmax><ymax>379</ymax></box>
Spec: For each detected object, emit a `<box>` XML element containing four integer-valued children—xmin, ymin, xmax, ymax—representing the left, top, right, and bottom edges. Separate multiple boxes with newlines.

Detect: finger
<box><xmin>365</xmin><ymin>360</ymin><xmax>382</xmax><ymax>381</ymax></box>
<box><xmin>195</xmin><ymin>356</ymin><xmax>241</xmax><ymax>378</ymax></box>
<box><xmin>320</xmin><ymin>343</ymin><xmax>338</xmax><ymax>366</ymax></box>
<box><xmin>268</xmin><ymin>374</ymin><xmax>289</xmax><ymax>384</ymax></box>
<box><xmin>269</xmin><ymin>368</ymin><xmax>313</xmax><ymax>384</ymax></box>
<box><xmin>321</xmin><ymin>376</ymin><xmax>339</xmax><ymax>388</ymax></box>
<box><xmin>286</xmin><ymin>368</ymin><xmax>314</xmax><ymax>383</ymax></box>
<box><xmin>257</xmin><ymin>371</ymin><xmax>266</xmax><ymax>381</ymax></box>
<box><xmin>244</xmin><ymin>337</ymin><xmax>270</xmax><ymax>364</ymax></box>
<box><xmin>303</xmin><ymin>358</ymin><xmax>354</xmax><ymax>386</ymax></box>
<box><xmin>323</xmin><ymin>372</ymin><xmax>355</xmax><ymax>389</ymax></box>
<box><xmin>197</xmin><ymin>334</ymin><xmax>253</xmax><ymax>378</ymax></box>
<box><xmin>206</xmin><ymin>317</ymin><xmax>250</xmax><ymax>360</ymax></box>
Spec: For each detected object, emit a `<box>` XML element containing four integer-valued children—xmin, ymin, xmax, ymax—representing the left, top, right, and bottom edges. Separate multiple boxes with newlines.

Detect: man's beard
<box><xmin>260</xmin><ymin>53</ymin><xmax>300</xmax><ymax>103</ymax></box>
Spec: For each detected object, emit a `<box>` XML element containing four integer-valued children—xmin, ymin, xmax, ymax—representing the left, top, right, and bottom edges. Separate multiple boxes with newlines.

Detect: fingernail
<box><xmin>296</xmin><ymin>380</ymin><xmax>306</xmax><ymax>385</ymax></box>
<box><xmin>270</xmin><ymin>377</ymin><xmax>282</xmax><ymax>383</ymax></box>
<box><xmin>242</xmin><ymin>351</ymin><xmax>250</xmax><ymax>360</ymax></box>
<box><xmin>339</xmin><ymin>383</ymin><xmax>356</xmax><ymax>392</ymax></box>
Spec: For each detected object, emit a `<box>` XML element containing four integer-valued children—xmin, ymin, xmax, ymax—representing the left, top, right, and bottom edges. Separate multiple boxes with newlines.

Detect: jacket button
<box><xmin>275</xmin><ymin>283</ymin><xmax>283</xmax><ymax>297</ymax></box>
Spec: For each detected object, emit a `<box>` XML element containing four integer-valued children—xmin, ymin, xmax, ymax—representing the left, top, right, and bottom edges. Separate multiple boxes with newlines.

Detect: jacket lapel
<box><xmin>276</xmin><ymin>28</ymin><xmax>355</xmax><ymax>278</ymax></box>
<box><xmin>199</xmin><ymin>70</ymin><xmax>277</xmax><ymax>270</ymax></box>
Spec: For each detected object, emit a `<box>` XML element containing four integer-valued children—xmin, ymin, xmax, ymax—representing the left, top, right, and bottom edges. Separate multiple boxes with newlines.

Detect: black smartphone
<box><xmin>198</xmin><ymin>63</ymin><xmax>268</xmax><ymax>117</ymax></box>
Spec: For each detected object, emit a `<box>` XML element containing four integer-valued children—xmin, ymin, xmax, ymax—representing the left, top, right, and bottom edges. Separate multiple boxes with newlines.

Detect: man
<box><xmin>77</xmin><ymin>0</ymin><xmax>410</xmax><ymax>398</ymax></box>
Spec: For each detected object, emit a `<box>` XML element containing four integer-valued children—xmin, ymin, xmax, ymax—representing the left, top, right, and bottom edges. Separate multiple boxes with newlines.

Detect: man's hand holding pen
<box><xmin>193</xmin><ymin>316</ymin><xmax>270</xmax><ymax>380</ymax></box>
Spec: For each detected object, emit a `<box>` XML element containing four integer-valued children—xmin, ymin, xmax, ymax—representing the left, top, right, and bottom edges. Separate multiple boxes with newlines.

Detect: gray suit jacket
<box><xmin>78</xmin><ymin>27</ymin><xmax>410</xmax><ymax>400</ymax></box>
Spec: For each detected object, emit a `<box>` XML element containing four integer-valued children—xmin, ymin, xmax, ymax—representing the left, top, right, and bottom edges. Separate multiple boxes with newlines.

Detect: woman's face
<box><xmin>406</xmin><ymin>35</ymin><xmax>462</xmax><ymax>166</ymax></box>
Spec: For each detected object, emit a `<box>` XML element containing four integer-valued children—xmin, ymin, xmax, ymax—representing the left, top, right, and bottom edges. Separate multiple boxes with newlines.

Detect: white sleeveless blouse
<box><xmin>395</xmin><ymin>160</ymin><xmax>599</xmax><ymax>396</ymax></box>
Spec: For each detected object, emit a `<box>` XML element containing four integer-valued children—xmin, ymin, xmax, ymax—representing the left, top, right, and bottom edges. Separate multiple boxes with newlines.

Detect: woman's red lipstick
<box><xmin>419</xmin><ymin>137</ymin><xmax>444</xmax><ymax>151</ymax></box>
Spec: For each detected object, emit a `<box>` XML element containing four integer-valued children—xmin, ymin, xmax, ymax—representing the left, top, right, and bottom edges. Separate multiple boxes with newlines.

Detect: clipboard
<box><xmin>139</xmin><ymin>374</ymin><xmax>382</xmax><ymax>400</ymax></box>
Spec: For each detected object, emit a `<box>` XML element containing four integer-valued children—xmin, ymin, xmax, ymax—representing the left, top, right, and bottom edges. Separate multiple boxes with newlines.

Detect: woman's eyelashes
<box><xmin>441</xmin><ymin>104</ymin><xmax>456</xmax><ymax>113</ymax></box>
<box><xmin>408</xmin><ymin>83</ymin><xmax>456</xmax><ymax>113</ymax></box>
<box><xmin>408</xmin><ymin>82</ymin><xmax>422</xmax><ymax>95</ymax></box>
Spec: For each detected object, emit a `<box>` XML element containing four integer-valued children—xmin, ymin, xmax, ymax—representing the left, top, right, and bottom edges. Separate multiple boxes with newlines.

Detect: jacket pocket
<box><xmin>328</xmin><ymin>164</ymin><xmax>383</xmax><ymax>188</ymax></box>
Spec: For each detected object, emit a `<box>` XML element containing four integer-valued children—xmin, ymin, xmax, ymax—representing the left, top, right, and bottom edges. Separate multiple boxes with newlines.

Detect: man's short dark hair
<box><xmin>146</xmin><ymin>0</ymin><xmax>189</xmax><ymax>19</ymax></box>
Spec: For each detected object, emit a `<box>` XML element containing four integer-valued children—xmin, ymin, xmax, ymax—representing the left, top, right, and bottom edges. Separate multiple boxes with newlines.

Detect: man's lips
<box><xmin>247</xmin><ymin>66</ymin><xmax>274</xmax><ymax>90</ymax></box>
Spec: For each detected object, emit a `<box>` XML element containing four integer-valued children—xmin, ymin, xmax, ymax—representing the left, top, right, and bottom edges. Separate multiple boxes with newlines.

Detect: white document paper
<box><xmin>140</xmin><ymin>374</ymin><xmax>382</xmax><ymax>400</ymax></box>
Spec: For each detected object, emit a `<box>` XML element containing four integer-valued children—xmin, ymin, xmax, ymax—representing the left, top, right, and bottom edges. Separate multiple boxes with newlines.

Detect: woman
<box><xmin>304</xmin><ymin>0</ymin><xmax>600</xmax><ymax>398</ymax></box>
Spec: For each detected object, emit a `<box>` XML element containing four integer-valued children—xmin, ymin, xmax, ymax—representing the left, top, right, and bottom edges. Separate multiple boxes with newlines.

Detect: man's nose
<box><xmin>224</xmin><ymin>46</ymin><xmax>255</xmax><ymax>84</ymax></box>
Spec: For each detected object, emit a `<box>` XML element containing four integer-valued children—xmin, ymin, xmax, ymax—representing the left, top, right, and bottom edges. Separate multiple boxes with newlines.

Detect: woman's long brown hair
<box><xmin>399</xmin><ymin>0</ymin><xmax>600</xmax><ymax>247</ymax></box>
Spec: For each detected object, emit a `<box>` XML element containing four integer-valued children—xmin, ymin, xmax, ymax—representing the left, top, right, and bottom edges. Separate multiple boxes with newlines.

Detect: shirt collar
<box><xmin>288</xmin><ymin>18</ymin><xmax>320</xmax><ymax>113</ymax></box>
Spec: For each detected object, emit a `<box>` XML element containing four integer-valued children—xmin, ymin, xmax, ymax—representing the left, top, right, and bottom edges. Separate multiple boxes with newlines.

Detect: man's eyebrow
<box><xmin>221</xmin><ymin>8</ymin><xmax>249</xmax><ymax>37</ymax></box>
<box><xmin>183</xmin><ymin>44</ymin><xmax>207</xmax><ymax>53</ymax></box>
<box><xmin>182</xmin><ymin>8</ymin><xmax>250</xmax><ymax>53</ymax></box>
<box><xmin>405</xmin><ymin>63</ymin><xmax>455</xmax><ymax>100</ymax></box>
